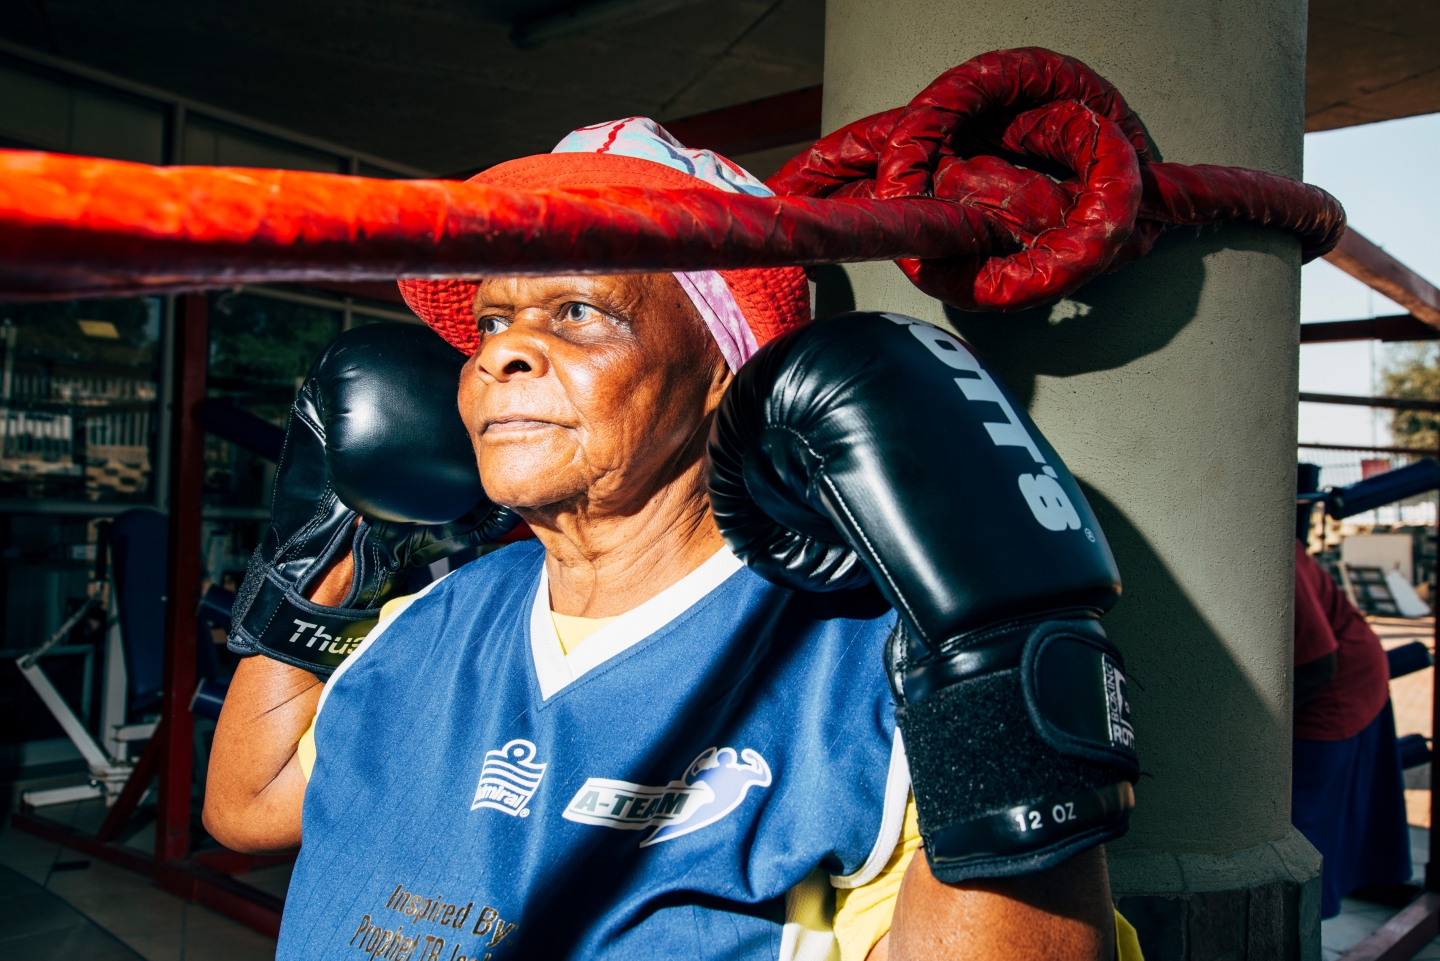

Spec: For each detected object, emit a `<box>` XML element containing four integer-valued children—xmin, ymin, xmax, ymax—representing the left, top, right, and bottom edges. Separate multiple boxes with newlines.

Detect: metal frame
<box><xmin>233</xmin><ymin>284</ymin><xmax>421</xmax><ymax>327</ymax></box>
<box><xmin>0</xmin><ymin>36</ymin><xmax>418</xmax><ymax>941</ymax></box>
<box><xmin>1302</xmin><ymin>316</ymin><xmax>1439</xmax><ymax>344</ymax></box>
<box><xmin>1300</xmin><ymin>395</ymin><xmax>1440</xmax><ymax>961</ymax></box>
<box><xmin>1323</xmin><ymin>229</ymin><xmax>1440</xmax><ymax>330</ymax></box>
<box><xmin>10</xmin><ymin>589</ymin><xmax>159</xmax><ymax>809</ymax></box>
<box><xmin>12</xmin><ymin>292</ymin><xmax>288</xmax><ymax>938</ymax></box>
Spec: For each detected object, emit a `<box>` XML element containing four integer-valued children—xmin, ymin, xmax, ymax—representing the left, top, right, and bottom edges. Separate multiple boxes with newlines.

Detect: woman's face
<box><xmin>457</xmin><ymin>273</ymin><xmax>730</xmax><ymax>515</ymax></box>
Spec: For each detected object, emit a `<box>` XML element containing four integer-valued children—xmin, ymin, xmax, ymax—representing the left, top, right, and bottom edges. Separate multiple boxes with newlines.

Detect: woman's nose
<box><xmin>477</xmin><ymin>322</ymin><xmax>549</xmax><ymax>381</ymax></box>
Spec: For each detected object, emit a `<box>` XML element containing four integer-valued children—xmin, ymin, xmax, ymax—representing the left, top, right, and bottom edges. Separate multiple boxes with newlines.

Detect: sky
<box><xmin>1298</xmin><ymin>113</ymin><xmax>1440</xmax><ymax>448</ymax></box>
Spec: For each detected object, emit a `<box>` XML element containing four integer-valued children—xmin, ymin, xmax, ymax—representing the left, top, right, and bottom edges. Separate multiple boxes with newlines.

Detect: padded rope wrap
<box><xmin>0</xmin><ymin>50</ymin><xmax>1343</xmax><ymax>314</ymax></box>
<box><xmin>897</xmin><ymin>101</ymin><xmax>1142</xmax><ymax>312</ymax></box>
<box><xmin>771</xmin><ymin>48</ymin><xmax>1345</xmax><ymax>311</ymax></box>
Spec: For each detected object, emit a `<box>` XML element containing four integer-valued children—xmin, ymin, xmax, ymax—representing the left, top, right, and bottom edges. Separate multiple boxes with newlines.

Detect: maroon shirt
<box><xmin>1294</xmin><ymin>540</ymin><xmax>1391</xmax><ymax>741</ymax></box>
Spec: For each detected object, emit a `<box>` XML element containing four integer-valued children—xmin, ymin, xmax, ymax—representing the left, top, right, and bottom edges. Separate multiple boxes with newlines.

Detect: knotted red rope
<box><xmin>0</xmin><ymin>47</ymin><xmax>1342</xmax><ymax>311</ymax></box>
<box><xmin>770</xmin><ymin>48</ymin><xmax>1343</xmax><ymax>311</ymax></box>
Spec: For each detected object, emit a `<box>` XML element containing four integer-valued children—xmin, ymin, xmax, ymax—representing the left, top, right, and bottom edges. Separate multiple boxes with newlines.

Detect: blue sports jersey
<box><xmin>279</xmin><ymin>541</ymin><xmax>905</xmax><ymax>960</ymax></box>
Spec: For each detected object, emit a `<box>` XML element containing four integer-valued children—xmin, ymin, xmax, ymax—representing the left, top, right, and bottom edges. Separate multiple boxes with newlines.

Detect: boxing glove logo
<box><xmin>1018</xmin><ymin>468</ymin><xmax>1083</xmax><ymax>532</ymax></box>
<box><xmin>885</xmin><ymin>314</ymin><xmax>1085</xmax><ymax>535</ymax></box>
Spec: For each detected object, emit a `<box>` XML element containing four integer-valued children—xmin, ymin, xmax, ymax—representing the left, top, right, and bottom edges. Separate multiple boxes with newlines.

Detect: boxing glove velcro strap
<box><xmin>231</xmin><ymin>572</ymin><xmax>379</xmax><ymax>674</ymax></box>
<box><xmin>900</xmin><ymin>626</ymin><xmax>1029</xmax><ymax>704</ymax></box>
<box><xmin>1023</xmin><ymin>620</ymin><xmax>1137</xmax><ymax>771</ymax></box>
<box><xmin>927</xmin><ymin>782</ymin><xmax>1135</xmax><ymax>879</ymax></box>
<box><xmin>896</xmin><ymin>617</ymin><xmax>1137</xmax><ymax>882</ymax></box>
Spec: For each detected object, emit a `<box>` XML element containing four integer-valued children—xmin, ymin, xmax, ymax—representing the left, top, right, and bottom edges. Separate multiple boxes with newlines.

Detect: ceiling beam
<box><xmin>662</xmin><ymin>85</ymin><xmax>823</xmax><ymax>157</ymax></box>
<box><xmin>1299</xmin><ymin>392</ymin><xmax>1440</xmax><ymax>412</ymax></box>
<box><xmin>1300</xmin><ymin>315</ymin><xmax>1440</xmax><ymax>343</ymax></box>
<box><xmin>512</xmin><ymin>0</ymin><xmax>711</xmax><ymax>48</ymax></box>
<box><xmin>1322</xmin><ymin>228</ymin><xmax>1440</xmax><ymax>329</ymax></box>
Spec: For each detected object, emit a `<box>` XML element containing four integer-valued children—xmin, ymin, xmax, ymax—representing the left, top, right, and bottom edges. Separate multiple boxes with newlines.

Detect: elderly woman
<box><xmin>206</xmin><ymin>121</ymin><xmax>1132</xmax><ymax>961</ymax></box>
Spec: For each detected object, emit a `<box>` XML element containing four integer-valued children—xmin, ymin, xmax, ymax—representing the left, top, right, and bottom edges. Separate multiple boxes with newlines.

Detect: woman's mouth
<box><xmin>483</xmin><ymin>418</ymin><xmax>558</xmax><ymax>436</ymax></box>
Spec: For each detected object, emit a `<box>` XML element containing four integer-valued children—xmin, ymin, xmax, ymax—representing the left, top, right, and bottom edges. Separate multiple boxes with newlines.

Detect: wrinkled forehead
<box><xmin>469</xmin><ymin>273</ymin><xmax>713</xmax><ymax>356</ymax></box>
<box><xmin>471</xmin><ymin>273</ymin><xmax>660</xmax><ymax>310</ymax></box>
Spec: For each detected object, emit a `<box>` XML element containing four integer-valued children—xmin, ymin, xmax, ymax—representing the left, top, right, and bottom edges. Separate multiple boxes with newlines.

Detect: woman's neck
<box><xmin>523</xmin><ymin>462</ymin><xmax>727</xmax><ymax>618</ymax></box>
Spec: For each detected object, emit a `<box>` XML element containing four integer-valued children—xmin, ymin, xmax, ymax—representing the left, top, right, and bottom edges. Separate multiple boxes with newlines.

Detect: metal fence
<box><xmin>1299</xmin><ymin>443</ymin><xmax>1439</xmax><ymax>525</ymax></box>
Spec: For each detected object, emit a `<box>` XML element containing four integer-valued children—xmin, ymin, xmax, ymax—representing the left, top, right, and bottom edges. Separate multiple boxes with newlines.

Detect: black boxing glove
<box><xmin>709</xmin><ymin>311</ymin><xmax>1136</xmax><ymax>882</ymax></box>
<box><xmin>228</xmin><ymin>323</ymin><xmax>518</xmax><ymax>675</ymax></box>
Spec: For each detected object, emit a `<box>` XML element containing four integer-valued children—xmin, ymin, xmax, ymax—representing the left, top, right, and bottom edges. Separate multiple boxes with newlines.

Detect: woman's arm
<box><xmin>201</xmin><ymin>555</ymin><xmax>352</xmax><ymax>853</ymax></box>
<box><xmin>873</xmin><ymin>847</ymin><xmax>1115</xmax><ymax>961</ymax></box>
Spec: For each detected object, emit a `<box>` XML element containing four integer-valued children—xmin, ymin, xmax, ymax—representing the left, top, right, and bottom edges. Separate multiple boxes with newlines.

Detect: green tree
<box><xmin>1383</xmin><ymin>343</ymin><xmax>1440</xmax><ymax>451</ymax></box>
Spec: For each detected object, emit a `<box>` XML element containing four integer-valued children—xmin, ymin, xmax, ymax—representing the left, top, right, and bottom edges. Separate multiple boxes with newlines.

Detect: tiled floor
<box><xmin>0</xmin><ymin>863</ymin><xmax>144</xmax><ymax>959</ymax></box>
<box><xmin>0</xmin><ymin>798</ymin><xmax>276</xmax><ymax>961</ymax></box>
<box><xmin>1321</xmin><ymin>825</ymin><xmax>1440</xmax><ymax>960</ymax></box>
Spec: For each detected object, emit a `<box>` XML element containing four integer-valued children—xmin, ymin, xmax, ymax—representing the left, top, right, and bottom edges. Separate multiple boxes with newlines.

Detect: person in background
<box><xmin>1292</xmin><ymin>536</ymin><xmax>1411</xmax><ymax>918</ymax></box>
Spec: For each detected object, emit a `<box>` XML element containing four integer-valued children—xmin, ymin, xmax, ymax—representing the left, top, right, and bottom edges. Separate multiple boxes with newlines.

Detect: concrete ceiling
<box><xmin>1306</xmin><ymin>0</ymin><xmax>1440</xmax><ymax>132</ymax></box>
<box><xmin>0</xmin><ymin>0</ymin><xmax>1433</xmax><ymax>174</ymax></box>
<box><xmin>0</xmin><ymin>0</ymin><xmax>825</xmax><ymax>175</ymax></box>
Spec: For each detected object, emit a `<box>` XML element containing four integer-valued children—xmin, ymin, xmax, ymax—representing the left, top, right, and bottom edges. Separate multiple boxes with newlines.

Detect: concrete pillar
<box><xmin>823</xmin><ymin>2</ymin><xmax>1320</xmax><ymax>957</ymax></box>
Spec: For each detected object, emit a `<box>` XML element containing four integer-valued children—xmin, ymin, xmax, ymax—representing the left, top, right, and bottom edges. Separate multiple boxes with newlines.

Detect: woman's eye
<box><xmin>563</xmin><ymin>303</ymin><xmax>601</xmax><ymax>323</ymax></box>
<box><xmin>479</xmin><ymin>316</ymin><xmax>510</xmax><ymax>335</ymax></box>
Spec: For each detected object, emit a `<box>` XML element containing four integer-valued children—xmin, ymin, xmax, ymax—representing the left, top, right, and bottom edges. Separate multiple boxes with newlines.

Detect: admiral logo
<box><xmin>472</xmin><ymin>739</ymin><xmax>546</xmax><ymax>818</ymax></box>
<box><xmin>563</xmin><ymin>746</ymin><xmax>771</xmax><ymax>846</ymax></box>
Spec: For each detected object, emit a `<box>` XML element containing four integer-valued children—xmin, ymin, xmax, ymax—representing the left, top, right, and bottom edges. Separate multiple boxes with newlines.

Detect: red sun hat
<box><xmin>398</xmin><ymin>120</ymin><xmax>810</xmax><ymax>364</ymax></box>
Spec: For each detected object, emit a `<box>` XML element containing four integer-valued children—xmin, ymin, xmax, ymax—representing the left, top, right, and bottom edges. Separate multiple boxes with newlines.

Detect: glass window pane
<box><xmin>205</xmin><ymin>292</ymin><xmax>342</xmax><ymax>510</ymax></box>
<box><xmin>0</xmin><ymin>62</ymin><xmax>69</xmax><ymax>150</ymax></box>
<box><xmin>0</xmin><ymin>298</ymin><xmax>162</xmax><ymax>504</ymax></box>
<box><xmin>358</xmin><ymin>161</ymin><xmax>403</xmax><ymax>179</ymax></box>
<box><xmin>0</xmin><ymin>513</ymin><xmax>111</xmax><ymax>748</ymax></box>
<box><xmin>0</xmin><ymin>59</ymin><xmax>165</xmax><ymax>163</ymax></box>
<box><xmin>184</xmin><ymin>115</ymin><xmax>345</xmax><ymax>173</ymax></box>
<box><xmin>69</xmin><ymin>87</ymin><xmax>165</xmax><ymax>165</ymax></box>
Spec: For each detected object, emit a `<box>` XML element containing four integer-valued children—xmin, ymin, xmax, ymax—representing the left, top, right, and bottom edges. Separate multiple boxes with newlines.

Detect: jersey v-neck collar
<box><xmin>529</xmin><ymin>547</ymin><xmax>743</xmax><ymax>701</ymax></box>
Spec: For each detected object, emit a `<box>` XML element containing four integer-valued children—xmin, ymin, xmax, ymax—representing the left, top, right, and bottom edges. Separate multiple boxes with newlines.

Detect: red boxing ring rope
<box><xmin>0</xmin><ymin>48</ymin><xmax>1343</xmax><ymax>312</ymax></box>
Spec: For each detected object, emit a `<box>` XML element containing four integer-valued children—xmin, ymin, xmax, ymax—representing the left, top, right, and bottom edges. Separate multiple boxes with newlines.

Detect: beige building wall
<box><xmin>822</xmin><ymin>1</ymin><xmax>1319</xmax><ymax>955</ymax></box>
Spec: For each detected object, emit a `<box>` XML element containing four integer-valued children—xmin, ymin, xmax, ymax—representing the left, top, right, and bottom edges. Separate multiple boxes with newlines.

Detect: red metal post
<box><xmin>156</xmin><ymin>293</ymin><xmax>207</xmax><ymax>865</ymax></box>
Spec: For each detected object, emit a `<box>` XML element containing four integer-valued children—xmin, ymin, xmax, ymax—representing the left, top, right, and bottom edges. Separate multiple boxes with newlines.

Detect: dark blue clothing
<box><xmin>1293</xmin><ymin>700</ymin><xmax>1411</xmax><ymax>918</ymax></box>
<box><xmin>278</xmin><ymin>541</ymin><xmax>902</xmax><ymax>960</ymax></box>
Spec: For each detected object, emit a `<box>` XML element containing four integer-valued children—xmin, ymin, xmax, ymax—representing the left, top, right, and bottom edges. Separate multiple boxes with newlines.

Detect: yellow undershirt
<box><xmin>295</xmin><ymin>598</ymin><xmax>1143</xmax><ymax>961</ymax></box>
<box><xmin>551</xmin><ymin>610</ymin><xmax>619</xmax><ymax>654</ymax></box>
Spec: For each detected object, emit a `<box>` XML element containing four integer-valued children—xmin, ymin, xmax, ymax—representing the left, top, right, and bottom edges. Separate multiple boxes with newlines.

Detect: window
<box><xmin>0</xmin><ymin>298</ymin><xmax>163</xmax><ymax>504</ymax></box>
<box><xmin>0</xmin><ymin>59</ymin><xmax>165</xmax><ymax>163</ymax></box>
<box><xmin>0</xmin><ymin>46</ymin><xmax>421</xmax><ymax>766</ymax></box>
<box><xmin>183</xmin><ymin>115</ymin><xmax>345</xmax><ymax>173</ymax></box>
<box><xmin>205</xmin><ymin>291</ymin><xmax>344</xmax><ymax>511</ymax></box>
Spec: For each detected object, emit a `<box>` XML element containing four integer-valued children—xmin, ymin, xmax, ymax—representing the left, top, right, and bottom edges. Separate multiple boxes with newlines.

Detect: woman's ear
<box><xmin>703</xmin><ymin>357</ymin><xmax>734</xmax><ymax>417</ymax></box>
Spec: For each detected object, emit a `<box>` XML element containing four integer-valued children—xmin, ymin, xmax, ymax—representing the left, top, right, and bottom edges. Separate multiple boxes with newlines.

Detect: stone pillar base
<box><xmin>1111</xmin><ymin>829</ymin><xmax>1322</xmax><ymax>961</ymax></box>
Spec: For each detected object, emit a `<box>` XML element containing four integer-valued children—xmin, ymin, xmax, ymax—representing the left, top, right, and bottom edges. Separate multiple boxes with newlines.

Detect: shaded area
<box><xmin>0</xmin><ymin>862</ymin><xmax>145</xmax><ymax>960</ymax></box>
<box><xmin>943</xmin><ymin>226</ymin><xmax>1237</xmax><ymax>407</ymax></box>
<box><xmin>0</xmin><ymin>0</ymin><xmax>826</xmax><ymax>174</ymax></box>
<box><xmin>939</xmin><ymin>225</ymin><xmax>1303</xmax><ymax>854</ymax></box>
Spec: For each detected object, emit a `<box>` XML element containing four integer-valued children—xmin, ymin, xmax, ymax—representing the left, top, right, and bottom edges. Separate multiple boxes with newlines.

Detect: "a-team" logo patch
<box><xmin>562</xmin><ymin>746</ymin><xmax>771</xmax><ymax>846</ymax></box>
<box><xmin>472</xmin><ymin>739</ymin><xmax>546</xmax><ymax>818</ymax></box>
